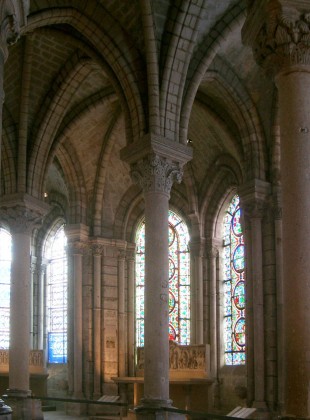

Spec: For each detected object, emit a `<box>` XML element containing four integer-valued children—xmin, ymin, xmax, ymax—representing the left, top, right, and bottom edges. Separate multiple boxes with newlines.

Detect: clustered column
<box><xmin>67</xmin><ymin>241</ymin><xmax>85</xmax><ymax>399</ymax></box>
<box><xmin>206</xmin><ymin>241</ymin><xmax>219</xmax><ymax>380</ymax></box>
<box><xmin>240</xmin><ymin>180</ymin><xmax>270</xmax><ymax>409</ymax></box>
<box><xmin>190</xmin><ymin>239</ymin><xmax>204</xmax><ymax>345</ymax></box>
<box><xmin>118</xmin><ymin>248</ymin><xmax>127</xmax><ymax>378</ymax></box>
<box><xmin>92</xmin><ymin>243</ymin><xmax>104</xmax><ymax>399</ymax></box>
<box><xmin>243</xmin><ymin>0</ymin><xmax>310</xmax><ymax>415</ymax></box>
<box><xmin>127</xmin><ymin>248</ymin><xmax>135</xmax><ymax>377</ymax></box>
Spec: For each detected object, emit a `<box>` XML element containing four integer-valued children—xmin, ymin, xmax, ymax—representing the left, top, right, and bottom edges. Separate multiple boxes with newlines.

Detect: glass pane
<box><xmin>223</xmin><ymin>195</ymin><xmax>246</xmax><ymax>365</ymax></box>
<box><xmin>135</xmin><ymin>211</ymin><xmax>190</xmax><ymax>347</ymax></box>
<box><xmin>46</xmin><ymin>226</ymin><xmax>68</xmax><ymax>363</ymax></box>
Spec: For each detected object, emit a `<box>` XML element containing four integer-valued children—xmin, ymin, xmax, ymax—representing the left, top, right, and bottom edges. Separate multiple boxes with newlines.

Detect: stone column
<box><xmin>243</xmin><ymin>1</ymin><xmax>310</xmax><ymax>415</ymax></box>
<box><xmin>0</xmin><ymin>195</ymin><xmax>48</xmax><ymax>397</ymax></box>
<box><xmin>37</xmin><ymin>262</ymin><xmax>46</xmax><ymax>351</ymax></box>
<box><xmin>121</xmin><ymin>135</ymin><xmax>192</xmax><ymax>415</ymax></box>
<box><xmin>118</xmin><ymin>249</ymin><xmax>127</xmax><ymax>378</ymax></box>
<box><xmin>206</xmin><ymin>242</ymin><xmax>219</xmax><ymax>379</ymax></box>
<box><xmin>240</xmin><ymin>180</ymin><xmax>270</xmax><ymax>409</ymax></box>
<box><xmin>30</xmin><ymin>256</ymin><xmax>36</xmax><ymax>348</ymax></box>
<box><xmin>131</xmin><ymin>154</ymin><xmax>181</xmax><ymax>408</ymax></box>
<box><xmin>71</xmin><ymin>243</ymin><xmax>84</xmax><ymax>398</ymax></box>
<box><xmin>273</xmin><ymin>189</ymin><xmax>284</xmax><ymax>412</ymax></box>
<box><xmin>0</xmin><ymin>0</ymin><xmax>28</xmax><ymax>184</ymax></box>
<box><xmin>190</xmin><ymin>240</ymin><xmax>204</xmax><ymax>345</ymax></box>
<box><xmin>65</xmin><ymin>224</ymin><xmax>88</xmax><ymax>408</ymax></box>
<box><xmin>92</xmin><ymin>243</ymin><xmax>103</xmax><ymax>399</ymax></box>
<box><xmin>127</xmin><ymin>248</ymin><xmax>135</xmax><ymax>377</ymax></box>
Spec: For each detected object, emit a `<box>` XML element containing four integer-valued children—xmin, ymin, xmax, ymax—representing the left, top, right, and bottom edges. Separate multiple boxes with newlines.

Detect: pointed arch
<box><xmin>135</xmin><ymin>209</ymin><xmax>191</xmax><ymax>346</ymax></box>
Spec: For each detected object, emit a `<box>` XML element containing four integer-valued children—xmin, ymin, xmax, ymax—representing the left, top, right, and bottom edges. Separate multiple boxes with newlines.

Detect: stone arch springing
<box><xmin>180</xmin><ymin>2</ymin><xmax>246</xmax><ymax>144</ymax></box>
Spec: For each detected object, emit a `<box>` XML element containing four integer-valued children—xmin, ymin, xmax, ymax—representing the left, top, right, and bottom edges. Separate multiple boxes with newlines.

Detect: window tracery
<box><xmin>136</xmin><ymin>210</ymin><xmax>190</xmax><ymax>347</ymax></box>
<box><xmin>45</xmin><ymin>225</ymin><xmax>67</xmax><ymax>363</ymax></box>
<box><xmin>223</xmin><ymin>195</ymin><xmax>246</xmax><ymax>365</ymax></box>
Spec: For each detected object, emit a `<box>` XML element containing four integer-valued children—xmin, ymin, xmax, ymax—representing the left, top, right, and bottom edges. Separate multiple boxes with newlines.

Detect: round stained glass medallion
<box><xmin>169</xmin><ymin>291</ymin><xmax>176</xmax><ymax>313</ymax></box>
<box><xmin>234</xmin><ymin>317</ymin><xmax>246</xmax><ymax>347</ymax></box>
<box><xmin>169</xmin><ymin>324</ymin><xmax>176</xmax><ymax>341</ymax></box>
<box><xmin>169</xmin><ymin>258</ymin><xmax>175</xmax><ymax>280</ymax></box>
<box><xmin>233</xmin><ymin>281</ymin><xmax>245</xmax><ymax>310</ymax></box>
<box><xmin>233</xmin><ymin>244</ymin><xmax>244</xmax><ymax>272</ymax></box>
<box><xmin>169</xmin><ymin>226</ymin><xmax>175</xmax><ymax>247</ymax></box>
<box><xmin>231</xmin><ymin>208</ymin><xmax>242</xmax><ymax>237</ymax></box>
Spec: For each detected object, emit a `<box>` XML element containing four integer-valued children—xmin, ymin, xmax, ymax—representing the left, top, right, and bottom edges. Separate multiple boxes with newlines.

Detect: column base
<box><xmin>252</xmin><ymin>402</ymin><xmax>271</xmax><ymax>420</ymax></box>
<box><xmin>66</xmin><ymin>401</ymin><xmax>87</xmax><ymax>416</ymax></box>
<box><xmin>3</xmin><ymin>390</ymin><xmax>43</xmax><ymax>420</ymax></box>
<box><xmin>135</xmin><ymin>399</ymin><xmax>185</xmax><ymax>419</ymax></box>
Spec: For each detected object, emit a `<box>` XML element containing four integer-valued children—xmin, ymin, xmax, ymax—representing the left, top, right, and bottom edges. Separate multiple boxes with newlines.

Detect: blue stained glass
<box><xmin>223</xmin><ymin>195</ymin><xmax>246</xmax><ymax>365</ymax></box>
<box><xmin>46</xmin><ymin>225</ymin><xmax>67</xmax><ymax>363</ymax></box>
<box><xmin>135</xmin><ymin>210</ymin><xmax>190</xmax><ymax>347</ymax></box>
<box><xmin>233</xmin><ymin>244</ymin><xmax>245</xmax><ymax>272</ymax></box>
<box><xmin>48</xmin><ymin>332</ymin><xmax>67</xmax><ymax>363</ymax></box>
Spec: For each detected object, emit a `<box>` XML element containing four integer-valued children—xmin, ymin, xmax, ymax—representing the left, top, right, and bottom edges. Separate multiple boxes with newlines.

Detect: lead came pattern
<box><xmin>223</xmin><ymin>195</ymin><xmax>246</xmax><ymax>365</ymax></box>
<box><xmin>46</xmin><ymin>226</ymin><xmax>68</xmax><ymax>363</ymax></box>
<box><xmin>135</xmin><ymin>210</ymin><xmax>190</xmax><ymax>347</ymax></box>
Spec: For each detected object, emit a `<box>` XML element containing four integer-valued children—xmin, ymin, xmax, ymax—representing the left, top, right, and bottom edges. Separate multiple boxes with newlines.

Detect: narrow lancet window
<box><xmin>223</xmin><ymin>195</ymin><xmax>246</xmax><ymax>365</ymax></box>
<box><xmin>135</xmin><ymin>210</ymin><xmax>190</xmax><ymax>347</ymax></box>
<box><xmin>45</xmin><ymin>225</ymin><xmax>68</xmax><ymax>363</ymax></box>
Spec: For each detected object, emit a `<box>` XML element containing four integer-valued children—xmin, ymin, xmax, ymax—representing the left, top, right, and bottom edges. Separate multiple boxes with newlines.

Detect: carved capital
<box><xmin>91</xmin><ymin>244</ymin><xmax>104</xmax><ymax>256</ymax></box>
<box><xmin>0</xmin><ymin>0</ymin><xmax>29</xmax><ymax>61</ymax></box>
<box><xmin>271</xmin><ymin>189</ymin><xmax>283</xmax><ymax>220</ymax></box>
<box><xmin>67</xmin><ymin>241</ymin><xmax>88</xmax><ymax>256</ymax></box>
<box><xmin>206</xmin><ymin>245</ymin><xmax>219</xmax><ymax>259</ymax></box>
<box><xmin>243</xmin><ymin>0</ymin><xmax>310</xmax><ymax>75</ymax></box>
<box><xmin>239</xmin><ymin>179</ymin><xmax>271</xmax><ymax>219</ymax></box>
<box><xmin>131</xmin><ymin>154</ymin><xmax>183</xmax><ymax>196</ymax></box>
<box><xmin>126</xmin><ymin>248</ymin><xmax>136</xmax><ymax>262</ymax></box>
<box><xmin>0</xmin><ymin>204</ymin><xmax>43</xmax><ymax>234</ymax></box>
<box><xmin>118</xmin><ymin>248</ymin><xmax>126</xmax><ymax>260</ymax></box>
<box><xmin>242</xmin><ymin>199</ymin><xmax>266</xmax><ymax>219</ymax></box>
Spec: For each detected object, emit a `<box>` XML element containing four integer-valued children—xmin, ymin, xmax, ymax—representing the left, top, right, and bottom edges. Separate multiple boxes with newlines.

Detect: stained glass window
<box><xmin>136</xmin><ymin>210</ymin><xmax>190</xmax><ymax>347</ymax></box>
<box><xmin>45</xmin><ymin>225</ymin><xmax>67</xmax><ymax>363</ymax></box>
<box><xmin>0</xmin><ymin>228</ymin><xmax>11</xmax><ymax>349</ymax></box>
<box><xmin>223</xmin><ymin>195</ymin><xmax>246</xmax><ymax>365</ymax></box>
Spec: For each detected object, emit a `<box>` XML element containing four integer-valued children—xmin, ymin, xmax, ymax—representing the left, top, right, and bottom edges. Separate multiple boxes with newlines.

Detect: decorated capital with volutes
<box><xmin>242</xmin><ymin>0</ymin><xmax>310</xmax><ymax>76</ymax></box>
<box><xmin>130</xmin><ymin>154</ymin><xmax>183</xmax><ymax>196</ymax></box>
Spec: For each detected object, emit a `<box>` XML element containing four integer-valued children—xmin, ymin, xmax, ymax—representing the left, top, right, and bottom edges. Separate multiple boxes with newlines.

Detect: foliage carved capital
<box><xmin>0</xmin><ymin>204</ymin><xmax>43</xmax><ymax>234</ymax></box>
<box><xmin>243</xmin><ymin>0</ymin><xmax>310</xmax><ymax>75</ymax></box>
<box><xmin>131</xmin><ymin>154</ymin><xmax>183</xmax><ymax>196</ymax></box>
<box><xmin>0</xmin><ymin>0</ymin><xmax>29</xmax><ymax>60</ymax></box>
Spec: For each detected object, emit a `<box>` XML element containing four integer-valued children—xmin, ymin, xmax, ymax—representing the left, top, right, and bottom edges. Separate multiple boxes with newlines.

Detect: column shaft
<box><xmin>208</xmin><ymin>246</ymin><xmax>218</xmax><ymax>378</ymax></box>
<box><xmin>9</xmin><ymin>231</ymin><xmax>31</xmax><ymax>393</ymax></box>
<box><xmin>194</xmin><ymin>254</ymin><xmax>203</xmax><ymax>344</ymax></box>
<box><xmin>73</xmin><ymin>251</ymin><xmax>83</xmax><ymax>397</ymax></box>
<box><xmin>276</xmin><ymin>69</ymin><xmax>310</xmax><ymax>415</ymax></box>
<box><xmin>127</xmin><ymin>252</ymin><xmax>135</xmax><ymax>376</ymax></box>
<box><xmin>143</xmin><ymin>190</ymin><xmax>170</xmax><ymax>404</ymax></box>
<box><xmin>93</xmin><ymin>250</ymin><xmax>102</xmax><ymax>397</ymax></box>
<box><xmin>118</xmin><ymin>250</ymin><xmax>126</xmax><ymax>377</ymax></box>
<box><xmin>250</xmin><ymin>217</ymin><xmax>265</xmax><ymax>407</ymax></box>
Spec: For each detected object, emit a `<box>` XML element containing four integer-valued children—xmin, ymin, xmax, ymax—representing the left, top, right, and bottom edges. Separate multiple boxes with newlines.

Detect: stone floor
<box><xmin>44</xmin><ymin>412</ymin><xmax>90</xmax><ymax>419</ymax></box>
<box><xmin>43</xmin><ymin>409</ymin><xmax>130</xmax><ymax>419</ymax></box>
